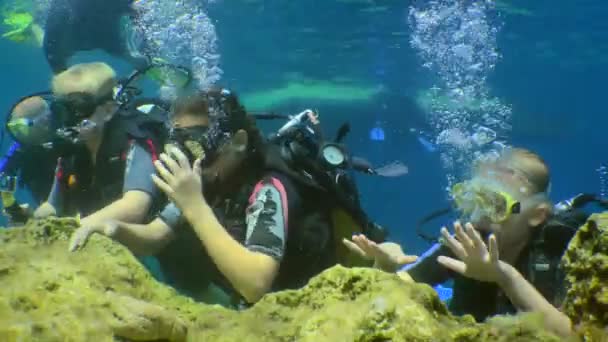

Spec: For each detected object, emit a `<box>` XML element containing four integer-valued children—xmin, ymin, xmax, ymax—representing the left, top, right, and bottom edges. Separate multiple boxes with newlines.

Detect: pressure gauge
<box><xmin>321</xmin><ymin>144</ymin><xmax>346</xmax><ymax>167</ymax></box>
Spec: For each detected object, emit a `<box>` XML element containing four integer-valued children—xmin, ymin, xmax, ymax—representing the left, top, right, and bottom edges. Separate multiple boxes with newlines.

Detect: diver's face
<box><xmin>467</xmin><ymin>162</ymin><xmax>539</xmax><ymax>246</ymax></box>
<box><xmin>170</xmin><ymin>111</ymin><xmax>209</xmax><ymax>129</ymax></box>
<box><xmin>200</xmin><ymin>129</ymin><xmax>249</xmax><ymax>199</ymax></box>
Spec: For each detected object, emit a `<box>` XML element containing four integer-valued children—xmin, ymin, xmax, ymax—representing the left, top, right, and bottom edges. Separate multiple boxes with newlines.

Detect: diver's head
<box><xmin>168</xmin><ymin>88</ymin><xmax>263</xmax><ymax>199</ymax></box>
<box><xmin>51</xmin><ymin>62</ymin><xmax>118</xmax><ymax>143</ymax></box>
<box><xmin>10</xmin><ymin>96</ymin><xmax>53</xmax><ymax>146</ymax></box>
<box><xmin>451</xmin><ymin>147</ymin><xmax>552</xmax><ymax>249</ymax></box>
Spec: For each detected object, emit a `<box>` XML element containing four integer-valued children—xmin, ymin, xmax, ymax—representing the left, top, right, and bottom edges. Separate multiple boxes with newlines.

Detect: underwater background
<box><xmin>0</xmin><ymin>0</ymin><xmax>606</xmax><ymax>258</ymax></box>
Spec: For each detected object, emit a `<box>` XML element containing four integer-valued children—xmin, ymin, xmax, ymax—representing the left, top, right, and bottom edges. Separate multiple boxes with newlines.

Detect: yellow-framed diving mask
<box><xmin>450</xmin><ymin>180</ymin><xmax>521</xmax><ymax>223</ymax></box>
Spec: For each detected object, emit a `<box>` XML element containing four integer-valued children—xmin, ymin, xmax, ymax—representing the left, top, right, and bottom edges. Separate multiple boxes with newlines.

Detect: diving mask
<box><xmin>6</xmin><ymin>92</ymin><xmax>113</xmax><ymax>147</ymax></box>
<box><xmin>168</xmin><ymin>125</ymin><xmax>223</xmax><ymax>165</ymax></box>
<box><xmin>450</xmin><ymin>180</ymin><xmax>521</xmax><ymax>223</ymax></box>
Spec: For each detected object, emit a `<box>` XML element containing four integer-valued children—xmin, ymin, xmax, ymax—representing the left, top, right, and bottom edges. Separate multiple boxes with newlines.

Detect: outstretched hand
<box><xmin>436</xmin><ymin>221</ymin><xmax>503</xmax><ymax>283</ymax></box>
<box><xmin>152</xmin><ymin>144</ymin><xmax>206</xmax><ymax>214</ymax></box>
<box><xmin>69</xmin><ymin>220</ymin><xmax>119</xmax><ymax>252</ymax></box>
<box><xmin>343</xmin><ymin>234</ymin><xmax>418</xmax><ymax>272</ymax></box>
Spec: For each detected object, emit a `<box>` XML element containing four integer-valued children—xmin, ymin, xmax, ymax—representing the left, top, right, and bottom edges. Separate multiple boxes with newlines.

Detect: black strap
<box><xmin>416</xmin><ymin>207</ymin><xmax>453</xmax><ymax>243</ymax></box>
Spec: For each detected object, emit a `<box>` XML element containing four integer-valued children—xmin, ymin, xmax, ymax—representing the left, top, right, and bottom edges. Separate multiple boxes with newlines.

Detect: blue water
<box><xmin>0</xmin><ymin>0</ymin><xmax>606</xmax><ymax>259</ymax></box>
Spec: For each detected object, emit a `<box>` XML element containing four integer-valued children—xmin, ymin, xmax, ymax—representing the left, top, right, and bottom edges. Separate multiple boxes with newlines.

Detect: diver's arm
<box><xmin>80</xmin><ymin>190</ymin><xmax>151</xmax><ymax>227</ymax></box>
<box><xmin>34</xmin><ymin>158</ymin><xmax>64</xmax><ymax>218</ymax></box>
<box><xmin>496</xmin><ymin>262</ymin><xmax>573</xmax><ymax>338</ymax></box>
<box><xmin>81</xmin><ymin>143</ymin><xmax>157</xmax><ymax>226</ymax></box>
<box><xmin>70</xmin><ymin>205</ymin><xmax>176</xmax><ymax>254</ymax></box>
<box><xmin>101</xmin><ymin>218</ymin><xmax>175</xmax><ymax>256</ymax></box>
<box><xmin>182</xmin><ymin>201</ymin><xmax>280</xmax><ymax>304</ymax></box>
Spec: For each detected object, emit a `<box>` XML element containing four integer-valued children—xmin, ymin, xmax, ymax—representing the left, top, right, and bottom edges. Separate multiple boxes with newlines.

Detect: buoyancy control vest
<box><xmin>58</xmin><ymin>108</ymin><xmax>166</xmax><ymax>216</ymax></box>
<box><xmin>156</xmin><ymin>143</ymin><xmax>386</xmax><ymax>303</ymax></box>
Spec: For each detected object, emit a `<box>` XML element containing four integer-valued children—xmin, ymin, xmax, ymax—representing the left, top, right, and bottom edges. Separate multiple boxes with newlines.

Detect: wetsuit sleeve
<box><xmin>157</xmin><ymin>202</ymin><xmax>182</xmax><ymax>229</ymax></box>
<box><xmin>244</xmin><ymin>177</ymin><xmax>289</xmax><ymax>261</ymax></box>
<box><xmin>400</xmin><ymin>243</ymin><xmax>454</xmax><ymax>286</ymax></box>
<box><xmin>123</xmin><ymin>143</ymin><xmax>158</xmax><ymax>197</ymax></box>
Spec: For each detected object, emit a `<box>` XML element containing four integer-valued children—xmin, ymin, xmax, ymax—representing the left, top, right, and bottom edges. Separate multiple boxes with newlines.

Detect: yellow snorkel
<box><xmin>451</xmin><ymin>180</ymin><xmax>521</xmax><ymax>223</ymax></box>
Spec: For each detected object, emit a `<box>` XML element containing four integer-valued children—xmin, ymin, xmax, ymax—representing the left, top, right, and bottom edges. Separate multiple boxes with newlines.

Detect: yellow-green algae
<box><xmin>0</xmin><ymin>217</ymin><xmax>580</xmax><ymax>341</ymax></box>
<box><xmin>562</xmin><ymin>212</ymin><xmax>608</xmax><ymax>339</ymax></box>
<box><xmin>241</xmin><ymin>79</ymin><xmax>383</xmax><ymax>111</ymax></box>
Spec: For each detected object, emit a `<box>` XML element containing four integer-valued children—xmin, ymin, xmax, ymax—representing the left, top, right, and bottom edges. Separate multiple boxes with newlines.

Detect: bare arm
<box><xmin>79</xmin><ymin>190</ymin><xmax>152</xmax><ymax>227</ymax></box>
<box><xmin>497</xmin><ymin>262</ymin><xmax>573</xmax><ymax>338</ymax></box>
<box><xmin>107</xmin><ymin>218</ymin><xmax>175</xmax><ymax>256</ymax></box>
<box><xmin>183</xmin><ymin>203</ymin><xmax>279</xmax><ymax>303</ymax></box>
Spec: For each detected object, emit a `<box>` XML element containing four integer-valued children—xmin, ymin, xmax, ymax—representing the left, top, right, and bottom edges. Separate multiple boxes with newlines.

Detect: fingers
<box><xmin>464</xmin><ymin>222</ymin><xmax>486</xmax><ymax>251</ymax></box>
<box><xmin>397</xmin><ymin>255</ymin><xmax>418</xmax><ymax>265</ymax></box>
<box><xmin>440</xmin><ymin>227</ymin><xmax>467</xmax><ymax>260</ymax></box>
<box><xmin>193</xmin><ymin>158</ymin><xmax>202</xmax><ymax>175</ymax></box>
<box><xmin>151</xmin><ymin>174</ymin><xmax>174</xmax><ymax>197</ymax></box>
<box><xmin>352</xmin><ymin>234</ymin><xmax>377</xmax><ymax>257</ymax></box>
<box><xmin>166</xmin><ymin>145</ymin><xmax>191</xmax><ymax>170</ymax></box>
<box><xmin>342</xmin><ymin>238</ymin><xmax>368</xmax><ymax>259</ymax></box>
<box><xmin>159</xmin><ymin>153</ymin><xmax>181</xmax><ymax>176</ymax></box>
<box><xmin>69</xmin><ymin>227</ymin><xmax>91</xmax><ymax>252</ymax></box>
<box><xmin>437</xmin><ymin>255</ymin><xmax>467</xmax><ymax>275</ymax></box>
<box><xmin>154</xmin><ymin>160</ymin><xmax>176</xmax><ymax>185</ymax></box>
<box><xmin>489</xmin><ymin>234</ymin><xmax>499</xmax><ymax>263</ymax></box>
<box><xmin>454</xmin><ymin>222</ymin><xmax>474</xmax><ymax>251</ymax></box>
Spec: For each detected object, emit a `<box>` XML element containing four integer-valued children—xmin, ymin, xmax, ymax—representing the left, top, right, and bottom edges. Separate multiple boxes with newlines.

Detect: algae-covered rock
<box><xmin>0</xmin><ymin>218</ymin><xmax>213</xmax><ymax>342</ymax></box>
<box><xmin>0</xmin><ymin>218</ymin><xmax>564</xmax><ymax>341</ymax></box>
<box><xmin>562</xmin><ymin>212</ymin><xmax>608</xmax><ymax>337</ymax></box>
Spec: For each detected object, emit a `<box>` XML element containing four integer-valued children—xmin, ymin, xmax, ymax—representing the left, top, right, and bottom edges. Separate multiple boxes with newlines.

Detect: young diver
<box><xmin>27</xmin><ymin>62</ymin><xmax>165</xmax><ymax>233</ymax></box>
<box><xmin>68</xmin><ymin>89</ymin><xmax>393</xmax><ymax>306</ymax></box>
<box><xmin>344</xmin><ymin>148</ymin><xmax>574</xmax><ymax>338</ymax></box>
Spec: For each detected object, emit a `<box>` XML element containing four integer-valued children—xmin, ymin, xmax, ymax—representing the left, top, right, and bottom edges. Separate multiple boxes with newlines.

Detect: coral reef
<box><xmin>0</xmin><ymin>218</ymin><xmax>568</xmax><ymax>341</ymax></box>
<box><xmin>562</xmin><ymin>212</ymin><xmax>608</xmax><ymax>338</ymax></box>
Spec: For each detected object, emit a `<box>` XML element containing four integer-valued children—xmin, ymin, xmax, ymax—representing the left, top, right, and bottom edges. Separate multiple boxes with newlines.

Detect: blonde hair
<box><xmin>51</xmin><ymin>62</ymin><xmax>117</xmax><ymax>99</ymax></box>
<box><xmin>503</xmin><ymin>148</ymin><xmax>551</xmax><ymax>194</ymax></box>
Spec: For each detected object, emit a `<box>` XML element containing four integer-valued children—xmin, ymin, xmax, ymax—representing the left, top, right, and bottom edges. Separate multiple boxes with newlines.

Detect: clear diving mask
<box><xmin>5</xmin><ymin>92</ymin><xmax>112</xmax><ymax>147</ymax></box>
<box><xmin>450</xmin><ymin>180</ymin><xmax>522</xmax><ymax>224</ymax></box>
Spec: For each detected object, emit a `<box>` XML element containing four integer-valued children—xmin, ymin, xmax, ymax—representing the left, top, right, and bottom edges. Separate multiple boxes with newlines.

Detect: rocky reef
<box><xmin>0</xmin><ymin>216</ymin><xmax>601</xmax><ymax>341</ymax></box>
<box><xmin>562</xmin><ymin>212</ymin><xmax>608</xmax><ymax>340</ymax></box>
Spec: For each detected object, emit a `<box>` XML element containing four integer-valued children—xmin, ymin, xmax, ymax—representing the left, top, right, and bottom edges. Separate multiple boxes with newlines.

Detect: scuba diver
<box><xmin>343</xmin><ymin>148</ymin><xmax>605</xmax><ymax>338</ymax></box>
<box><xmin>67</xmin><ymin>87</ymin><xmax>401</xmax><ymax>306</ymax></box>
<box><xmin>2</xmin><ymin>60</ymin><xmax>191</xmax><ymax>228</ymax></box>
<box><xmin>0</xmin><ymin>96</ymin><xmax>60</xmax><ymax>225</ymax></box>
<box><xmin>43</xmin><ymin>0</ymin><xmax>148</xmax><ymax>73</ymax></box>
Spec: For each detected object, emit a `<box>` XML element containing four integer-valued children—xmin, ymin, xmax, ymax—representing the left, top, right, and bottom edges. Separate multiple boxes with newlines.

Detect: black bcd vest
<box><xmin>60</xmin><ymin>109</ymin><xmax>166</xmax><ymax>216</ymax></box>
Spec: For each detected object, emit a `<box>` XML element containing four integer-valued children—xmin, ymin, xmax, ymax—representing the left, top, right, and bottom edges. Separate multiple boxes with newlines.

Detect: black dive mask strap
<box><xmin>416</xmin><ymin>207</ymin><xmax>454</xmax><ymax>243</ymax></box>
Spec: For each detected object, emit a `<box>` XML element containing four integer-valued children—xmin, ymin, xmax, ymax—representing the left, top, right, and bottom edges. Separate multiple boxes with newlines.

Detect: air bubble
<box><xmin>408</xmin><ymin>0</ymin><xmax>511</xmax><ymax>190</ymax></box>
<box><xmin>598</xmin><ymin>164</ymin><xmax>608</xmax><ymax>199</ymax></box>
<box><xmin>132</xmin><ymin>0</ymin><xmax>222</xmax><ymax>90</ymax></box>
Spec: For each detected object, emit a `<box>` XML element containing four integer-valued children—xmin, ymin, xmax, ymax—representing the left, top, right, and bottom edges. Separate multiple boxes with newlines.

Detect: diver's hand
<box><xmin>437</xmin><ymin>222</ymin><xmax>503</xmax><ymax>283</ymax></box>
<box><xmin>152</xmin><ymin>145</ymin><xmax>205</xmax><ymax>216</ymax></box>
<box><xmin>343</xmin><ymin>234</ymin><xmax>418</xmax><ymax>272</ymax></box>
<box><xmin>69</xmin><ymin>220</ymin><xmax>119</xmax><ymax>252</ymax></box>
<box><xmin>33</xmin><ymin>202</ymin><xmax>57</xmax><ymax>219</ymax></box>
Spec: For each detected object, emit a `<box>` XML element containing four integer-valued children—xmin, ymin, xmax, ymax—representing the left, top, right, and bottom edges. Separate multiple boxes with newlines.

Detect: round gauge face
<box><xmin>322</xmin><ymin>144</ymin><xmax>345</xmax><ymax>166</ymax></box>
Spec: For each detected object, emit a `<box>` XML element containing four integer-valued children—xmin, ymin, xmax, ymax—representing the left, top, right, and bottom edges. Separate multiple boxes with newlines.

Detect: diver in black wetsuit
<box><xmin>43</xmin><ymin>0</ymin><xmax>149</xmax><ymax>73</ymax></box>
